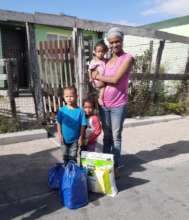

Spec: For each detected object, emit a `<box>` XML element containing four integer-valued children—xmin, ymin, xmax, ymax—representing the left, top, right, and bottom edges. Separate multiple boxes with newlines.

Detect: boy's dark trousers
<box><xmin>61</xmin><ymin>141</ymin><xmax>78</xmax><ymax>164</ymax></box>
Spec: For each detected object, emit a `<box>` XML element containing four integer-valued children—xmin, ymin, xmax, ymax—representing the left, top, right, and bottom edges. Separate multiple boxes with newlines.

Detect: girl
<box><xmin>88</xmin><ymin>40</ymin><xmax>108</xmax><ymax>105</ymax></box>
<box><xmin>83</xmin><ymin>98</ymin><xmax>101</xmax><ymax>152</ymax></box>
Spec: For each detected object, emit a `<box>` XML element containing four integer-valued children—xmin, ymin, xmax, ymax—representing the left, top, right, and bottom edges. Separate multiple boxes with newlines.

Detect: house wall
<box><xmin>123</xmin><ymin>24</ymin><xmax>189</xmax><ymax>74</ymax></box>
<box><xmin>35</xmin><ymin>24</ymin><xmax>73</xmax><ymax>46</ymax></box>
<box><xmin>122</xmin><ymin>23</ymin><xmax>189</xmax><ymax>95</ymax></box>
<box><xmin>160</xmin><ymin>24</ymin><xmax>189</xmax><ymax>37</ymax></box>
<box><xmin>35</xmin><ymin>24</ymin><xmax>99</xmax><ymax>46</ymax></box>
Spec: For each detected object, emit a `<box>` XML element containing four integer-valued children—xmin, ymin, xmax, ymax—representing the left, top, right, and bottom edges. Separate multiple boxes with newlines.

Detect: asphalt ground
<box><xmin>1</xmin><ymin>117</ymin><xmax>189</xmax><ymax>220</ymax></box>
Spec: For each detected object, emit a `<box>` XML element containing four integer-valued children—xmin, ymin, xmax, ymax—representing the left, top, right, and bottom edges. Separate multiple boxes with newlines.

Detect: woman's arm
<box><xmin>93</xmin><ymin>57</ymin><xmax>134</xmax><ymax>84</ymax></box>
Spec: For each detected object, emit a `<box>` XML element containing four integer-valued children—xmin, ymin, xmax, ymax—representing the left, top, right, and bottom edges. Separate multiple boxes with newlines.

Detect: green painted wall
<box><xmin>83</xmin><ymin>30</ymin><xmax>100</xmax><ymax>44</ymax></box>
<box><xmin>35</xmin><ymin>24</ymin><xmax>100</xmax><ymax>46</ymax></box>
<box><xmin>35</xmin><ymin>24</ymin><xmax>73</xmax><ymax>46</ymax></box>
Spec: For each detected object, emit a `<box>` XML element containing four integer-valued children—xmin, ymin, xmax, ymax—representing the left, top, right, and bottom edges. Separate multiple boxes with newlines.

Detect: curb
<box><xmin>0</xmin><ymin>115</ymin><xmax>183</xmax><ymax>145</ymax></box>
<box><xmin>124</xmin><ymin>114</ymin><xmax>183</xmax><ymax>128</ymax></box>
<box><xmin>0</xmin><ymin>129</ymin><xmax>48</xmax><ymax>145</ymax></box>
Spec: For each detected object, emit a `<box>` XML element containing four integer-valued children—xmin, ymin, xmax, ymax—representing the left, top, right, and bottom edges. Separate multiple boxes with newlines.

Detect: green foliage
<box><xmin>128</xmin><ymin>49</ymin><xmax>189</xmax><ymax>117</ymax></box>
<box><xmin>0</xmin><ymin>116</ymin><xmax>22</xmax><ymax>133</ymax></box>
<box><xmin>0</xmin><ymin>115</ymin><xmax>44</xmax><ymax>134</ymax></box>
<box><xmin>161</xmin><ymin>102</ymin><xmax>185</xmax><ymax>115</ymax></box>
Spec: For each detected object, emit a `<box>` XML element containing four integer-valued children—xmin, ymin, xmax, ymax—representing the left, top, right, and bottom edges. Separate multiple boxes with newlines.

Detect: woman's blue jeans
<box><xmin>99</xmin><ymin>104</ymin><xmax>127</xmax><ymax>168</ymax></box>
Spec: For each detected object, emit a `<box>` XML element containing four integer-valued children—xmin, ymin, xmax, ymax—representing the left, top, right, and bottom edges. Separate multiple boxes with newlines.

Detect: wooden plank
<box><xmin>151</xmin><ymin>40</ymin><xmax>165</xmax><ymax>102</ymax></box>
<box><xmin>130</xmin><ymin>73</ymin><xmax>189</xmax><ymax>80</ymax></box>
<box><xmin>68</xmin><ymin>39</ymin><xmax>75</xmax><ymax>85</ymax></box>
<box><xmin>59</xmin><ymin>40</ymin><xmax>66</xmax><ymax>87</ymax></box>
<box><xmin>184</xmin><ymin>50</ymin><xmax>189</xmax><ymax>74</ymax></box>
<box><xmin>148</xmin><ymin>40</ymin><xmax>153</xmax><ymax>73</ymax></box>
<box><xmin>40</xmin><ymin>41</ymin><xmax>49</xmax><ymax>91</ymax></box>
<box><xmin>37</xmin><ymin>42</ymin><xmax>45</xmax><ymax>88</ymax></box>
<box><xmin>44</xmin><ymin>41</ymin><xmax>51</xmax><ymax>93</ymax></box>
<box><xmin>154</xmin><ymin>40</ymin><xmax>165</xmax><ymax>76</ymax></box>
<box><xmin>77</xmin><ymin>30</ymin><xmax>85</xmax><ymax>105</ymax></box>
<box><xmin>72</xmin><ymin>28</ymin><xmax>79</xmax><ymax>92</ymax></box>
<box><xmin>62</xmin><ymin>40</ymin><xmax>69</xmax><ymax>86</ymax></box>
<box><xmin>43</xmin><ymin>96</ymin><xmax>47</xmax><ymax>113</ymax></box>
<box><xmin>57</xmin><ymin>43</ymin><xmax>64</xmax><ymax>88</ymax></box>
<box><xmin>5</xmin><ymin>60</ymin><xmax>16</xmax><ymax>117</ymax></box>
<box><xmin>27</xmin><ymin>23</ymin><xmax>44</xmax><ymax>121</ymax></box>
<box><xmin>53</xmin><ymin>40</ymin><xmax>59</xmax><ymax>89</ymax></box>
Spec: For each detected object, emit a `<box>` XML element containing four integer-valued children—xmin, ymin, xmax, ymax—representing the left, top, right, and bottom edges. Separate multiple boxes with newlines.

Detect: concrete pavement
<box><xmin>0</xmin><ymin>116</ymin><xmax>189</xmax><ymax>220</ymax></box>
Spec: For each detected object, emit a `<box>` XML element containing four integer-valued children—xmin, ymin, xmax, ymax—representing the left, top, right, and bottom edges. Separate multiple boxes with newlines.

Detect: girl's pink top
<box><xmin>103</xmin><ymin>52</ymin><xmax>133</xmax><ymax>108</ymax></box>
<box><xmin>89</xmin><ymin>59</ymin><xmax>106</xmax><ymax>87</ymax></box>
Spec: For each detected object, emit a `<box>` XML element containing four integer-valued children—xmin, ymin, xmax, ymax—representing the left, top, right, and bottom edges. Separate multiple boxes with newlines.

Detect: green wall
<box><xmin>83</xmin><ymin>30</ymin><xmax>100</xmax><ymax>44</ymax></box>
<box><xmin>35</xmin><ymin>24</ymin><xmax>100</xmax><ymax>46</ymax></box>
<box><xmin>35</xmin><ymin>24</ymin><xmax>73</xmax><ymax>46</ymax></box>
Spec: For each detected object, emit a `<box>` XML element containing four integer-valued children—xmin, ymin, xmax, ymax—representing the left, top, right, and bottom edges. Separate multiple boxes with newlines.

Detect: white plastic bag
<box><xmin>81</xmin><ymin>151</ymin><xmax>118</xmax><ymax>197</ymax></box>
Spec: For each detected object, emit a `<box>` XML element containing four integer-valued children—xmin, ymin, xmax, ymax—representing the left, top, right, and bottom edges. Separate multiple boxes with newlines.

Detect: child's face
<box><xmin>64</xmin><ymin>89</ymin><xmax>77</xmax><ymax>106</ymax></box>
<box><xmin>83</xmin><ymin>102</ymin><xmax>93</xmax><ymax>116</ymax></box>
<box><xmin>95</xmin><ymin>46</ymin><xmax>106</xmax><ymax>60</ymax></box>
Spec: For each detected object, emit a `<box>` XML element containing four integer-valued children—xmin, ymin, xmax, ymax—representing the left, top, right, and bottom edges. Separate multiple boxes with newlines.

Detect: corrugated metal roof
<box><xmin>0</xmin><ymin>9</ymin><xmax>189</xmax><ymax>44</ymax></box>
<box><xmin>141</xmin><ymin>15</ymin><xmax>189</xmax><ymax>29</ymax></box>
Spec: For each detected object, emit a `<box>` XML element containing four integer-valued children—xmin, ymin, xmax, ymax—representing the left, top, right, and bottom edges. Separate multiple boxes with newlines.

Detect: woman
<box><xmin>92</xmin><ymin>27</ymin><xmax>134</xmax><ymax>176</ymax></box>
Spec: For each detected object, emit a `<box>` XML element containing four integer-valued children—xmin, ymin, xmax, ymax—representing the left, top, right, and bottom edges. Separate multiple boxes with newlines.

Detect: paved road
<box><xmin>1</xmin><ymin>117</ymin><xmax>189</xmax><ymax>220</ymax></box>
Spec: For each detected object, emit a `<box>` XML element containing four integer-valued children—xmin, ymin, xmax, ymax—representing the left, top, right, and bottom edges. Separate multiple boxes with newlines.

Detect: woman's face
<box><xmin>108</xmin><ymin>36</ymin><xmax>123</xmax><ymax>54</ymax></box>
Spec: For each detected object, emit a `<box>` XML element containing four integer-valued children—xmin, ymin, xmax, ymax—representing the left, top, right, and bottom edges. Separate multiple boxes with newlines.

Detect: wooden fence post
<box><xmin>151</xmin><ymin>40</ymin><xmax>165</xmax><ymax>103</ymax></box>
<box><xmin>26</xmin><ymin>22</ymin><xmax>45</xmax><ymax>122</ymax></box>
<box><xmin>148</xmin><ymin>40</ymin><xmax>153</xmax><ymax>73</ymax></box>
<box><xmin>5</xmin><ymin>59</ymin><xmax>16</xmax><ymax>117</ymax></box>
<box><xmin>76</xmin><ymin>29</ymin><xmax>85</xmax><ymax>106</ymax></box>
<box><xmin>72</xmin><ymin>28</ymin><xmax>80</xmax><ymax>94</ymax></box>
<box><xmin>182</xmin><ymin>49</ymin><xmax>189</xmax><ymax>98</ymax></box>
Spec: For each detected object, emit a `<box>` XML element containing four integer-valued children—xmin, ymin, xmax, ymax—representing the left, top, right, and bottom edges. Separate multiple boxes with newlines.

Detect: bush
<box><xmin>0</xmin><ymin>116</ymin><xmax>21</xmax><ymax>133</ymax></box>
<box><xmin>161</xmin><ymin>102</ymin><xmax>185</xmax><ymax>115</ymax></box>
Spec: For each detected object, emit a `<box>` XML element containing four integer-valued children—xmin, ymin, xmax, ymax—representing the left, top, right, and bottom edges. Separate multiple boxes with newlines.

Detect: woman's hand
<box><xmin>97</xmin><ymin>57</ymin><xmax>134</xmax><ymax>84</ymax></box>
<box><xmin>91</xmin><ymin>70</ymin><xmax>99</xmax><ymax>80</ymax></box>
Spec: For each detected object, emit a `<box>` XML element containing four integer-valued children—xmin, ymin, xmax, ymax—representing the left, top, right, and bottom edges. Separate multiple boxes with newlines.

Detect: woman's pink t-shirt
<box><xmin>103</xmin><ymin>52</ymin><xmax>133</xmax><ymax>108</ymax></box>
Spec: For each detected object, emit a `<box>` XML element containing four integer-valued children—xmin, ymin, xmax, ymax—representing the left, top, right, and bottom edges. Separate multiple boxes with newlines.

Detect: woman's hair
<box><xmin>107</xmin><ymin>27</ymin><xmax>124</xmax><ymax>40</ymax></box>
<box><xmin>94</xmin><ymin>40</ymin><xmax>108</xmax><ymax>52</ymax></box>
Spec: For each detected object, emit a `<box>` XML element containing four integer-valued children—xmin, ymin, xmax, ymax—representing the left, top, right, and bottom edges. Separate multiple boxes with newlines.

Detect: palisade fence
<box><xmin>37</xmin><ymin>39</ymin><xmax>75</xmax><ymax>120</ymax></box>
<box><xmin>1</xmin><ymin>27</ymin><xmax>189</xmax><ymax>134</ymax></box>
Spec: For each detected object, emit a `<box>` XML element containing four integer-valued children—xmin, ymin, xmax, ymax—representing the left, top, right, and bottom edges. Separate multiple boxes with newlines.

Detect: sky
<box><xmin>0</xmin><ymin>0</ymin><xmax>189</xmax><ymax>26</ymax></box>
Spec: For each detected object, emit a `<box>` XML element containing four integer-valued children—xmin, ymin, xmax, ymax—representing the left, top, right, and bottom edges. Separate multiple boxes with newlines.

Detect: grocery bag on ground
<box><xmin>81</xmin><ymin>151</ymin><xmax>118</xmax><ymax>197</ymax></box>
<box><xmin>48</xmin><ymin>163</ymin><xmax>64</xmax><ymax>190</ymax></box>
<box><xmin>60</xmin><ymin>160</ymin><xmax>88</xmax><ymax>209</ymax></box>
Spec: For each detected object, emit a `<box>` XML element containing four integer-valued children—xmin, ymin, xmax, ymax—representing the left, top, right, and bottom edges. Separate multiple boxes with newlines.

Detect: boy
<box><xmin>56</xmin><ymin>86</ymin><xmax>87</xmax><ymax>163</ymax></box>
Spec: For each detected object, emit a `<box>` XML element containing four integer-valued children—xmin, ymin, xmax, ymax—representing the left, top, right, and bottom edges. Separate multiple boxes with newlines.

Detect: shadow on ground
<box><xmin>1</xmin><ymin>140</ymin><xmax>189</xmax><ymax>219</ymax></box>
<box><xmin>117</xmin><ymin>140</ymin><xmax>189</xmax><ymax>192</ymax></box>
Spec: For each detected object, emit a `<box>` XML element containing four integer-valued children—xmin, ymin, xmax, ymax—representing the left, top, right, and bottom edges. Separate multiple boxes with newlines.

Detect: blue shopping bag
<box><xmin>60</xmin><ymin>160</ymin><xmax>88</xmax><ymax>209</ymax></box>
<box><xmin>48</xmin><ymin>163</ymin><xmax>64</xmax><ymax>190</ymax></box>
